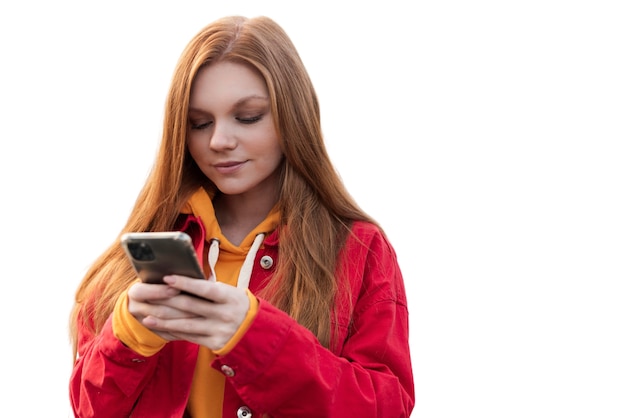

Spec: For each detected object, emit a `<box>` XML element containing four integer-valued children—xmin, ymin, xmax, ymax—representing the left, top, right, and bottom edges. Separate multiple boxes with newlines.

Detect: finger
<box><xmin>142</xmin><ymin>315</ymin><xmax>231</xmax><ymax>349</ymax></box>
<box><xmin>142</xmin><ymin>324</ymin><xmax>185</xmax><ymax>342</ymax></box>
<box><xmin>128</xmin><ymin>282</ymin><xmax>181</xmax><ymax>302</ymax></box>
<box><xmin>162</xmin><ymin>275</ymin><xmax>230</xmax><ymax>302</ymax></box>
<box><xmin>134</xmin><ymin>300</ymin><xmax>199</xmax><ymax>320</ymax></box>
<box><xmin>153</xmin><ymin>289</ymin><xmax>249</xmax><ymax>334</ymax></box>
<box><xmin>142</xmin><ymin>315</ymin><xmax>208</xmax><ymax>338</ymax></box>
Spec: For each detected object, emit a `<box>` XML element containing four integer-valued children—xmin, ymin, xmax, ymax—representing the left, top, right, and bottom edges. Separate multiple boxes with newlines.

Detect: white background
<box><xmin>1</xmin><ymin>1</ymin><xmax>624</xmax><ymax>417</ymax></box>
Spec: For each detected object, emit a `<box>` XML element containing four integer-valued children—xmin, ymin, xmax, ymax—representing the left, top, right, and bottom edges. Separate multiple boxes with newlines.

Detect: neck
<box><xmin>213</xmin><ymin>188</ymin><xmax>278</xmax><ymax>246</ymax></box>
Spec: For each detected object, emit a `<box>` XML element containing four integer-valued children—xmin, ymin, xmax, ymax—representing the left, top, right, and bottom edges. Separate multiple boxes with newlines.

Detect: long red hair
<box><xmin>69</xmin><ymin>15</ymin><xmax>374</xmax><ymax>358</ymax></box>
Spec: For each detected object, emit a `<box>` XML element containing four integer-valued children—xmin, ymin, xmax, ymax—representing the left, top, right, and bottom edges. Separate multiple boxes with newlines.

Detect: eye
<box><xmin>190</xmin><ymin>121</ymin><xmax>212</xmax><ymax>130</ymax></box>
<box><xmin>236</xmin><ymin>115</ymin><xmax>262</xmax><ymax>124</ymax></box>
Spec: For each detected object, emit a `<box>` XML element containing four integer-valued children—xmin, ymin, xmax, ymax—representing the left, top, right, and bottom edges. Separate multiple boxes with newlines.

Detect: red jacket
<box><xmin>70</xmin><ymin>216</ymin><xmax>415</xmax><ymax>417</ymax></box>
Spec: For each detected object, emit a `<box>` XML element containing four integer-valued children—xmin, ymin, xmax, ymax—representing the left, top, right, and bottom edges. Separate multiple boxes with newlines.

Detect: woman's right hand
<box><xmin>127</xmin><ymin>280</ymin><xmax>198</xmax><ymax>341</ymax></box>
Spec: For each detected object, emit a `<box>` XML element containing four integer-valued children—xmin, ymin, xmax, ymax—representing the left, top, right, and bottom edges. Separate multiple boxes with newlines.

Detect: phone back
<box><xmin>120</xmin><ymin>231</ymin><xmax>205</xmax><ymax>283</ymax></box>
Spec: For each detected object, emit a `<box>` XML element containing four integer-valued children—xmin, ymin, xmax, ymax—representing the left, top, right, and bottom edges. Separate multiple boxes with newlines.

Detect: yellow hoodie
<box><xmin>112</xmin><ymin>187</ymin><xmax>280</xmax><ymax>417</ymax></box>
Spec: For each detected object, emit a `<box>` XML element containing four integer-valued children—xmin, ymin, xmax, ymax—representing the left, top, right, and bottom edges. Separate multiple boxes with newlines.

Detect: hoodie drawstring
<box><xmin>207</xmin><ymin>239</ymin><xmax>220</xmax><ymax>282</ymax></box>
<box><xmin>206</xmin><ymin>233</ymin><xmax>266</xmax><ymax>289</ymax></box>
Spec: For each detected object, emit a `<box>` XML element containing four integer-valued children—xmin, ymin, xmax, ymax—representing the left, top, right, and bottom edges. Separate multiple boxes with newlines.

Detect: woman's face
<box><xmin>187</xmin><ymin>61</ymin><xmax>283</xmax><ymax>199</ymax></box>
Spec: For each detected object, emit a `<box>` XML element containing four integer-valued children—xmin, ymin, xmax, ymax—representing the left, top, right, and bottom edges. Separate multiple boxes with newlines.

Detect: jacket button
<box><xmin>260</xmin><ymin>255</ymin><xmax>274</xmax><ymax>269</ymax></box>
<box><xmin>220</xmin><ymin>364</ymin><xmax>235</xmax><ymax>377</ymax></box>
<box><xmin>237</xmin><ymin>406</ymin><xmax>252</xmax><ymax>417</ymax></box>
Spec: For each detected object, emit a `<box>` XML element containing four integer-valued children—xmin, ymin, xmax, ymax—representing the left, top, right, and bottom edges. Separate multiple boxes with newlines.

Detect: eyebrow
<box><xmin>233</xmin><ymin>94</ymin><xmax>269</xmax><ymax>106</ymax></box>
<box><xmin>188</xmin><ymin>94</ymin><xmax>269</xmax><ymax>113</ymax></box>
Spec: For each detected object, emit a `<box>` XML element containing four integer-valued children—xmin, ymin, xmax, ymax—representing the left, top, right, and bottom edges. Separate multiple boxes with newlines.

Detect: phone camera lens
<box><xmin>128</xmin><ymin>242</ymin><xmax>155</xmax><ymax>261</ymax></box>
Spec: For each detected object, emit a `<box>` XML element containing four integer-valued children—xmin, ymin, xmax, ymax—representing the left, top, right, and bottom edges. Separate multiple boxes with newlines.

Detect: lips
<box><xmin>213</xmin><ymin>160</ymin><xmax>246</xmax><ymax>174</ymax></box>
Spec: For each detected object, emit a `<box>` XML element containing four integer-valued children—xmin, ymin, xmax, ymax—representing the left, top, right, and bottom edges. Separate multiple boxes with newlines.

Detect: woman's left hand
<box><xmin>141</xmin><ymin>275</ymin><xmax>251</xmax><ymax>351</ymax></box>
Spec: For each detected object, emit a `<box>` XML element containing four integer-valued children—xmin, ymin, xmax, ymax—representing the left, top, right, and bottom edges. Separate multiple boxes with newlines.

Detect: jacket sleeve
<box><xmin>69</xmin><ymin>300</ymin><xmax>197</xmax><ymax>418</ymax></box>
<box><xmin>211</xmin><ymin>223</ymin><xmax>415</xmax><ymax>417</ymax></box>
<box><xmin>69</xmin><ymin>312</ymin><xmax>162</xmax><ymax>417</ymax></box>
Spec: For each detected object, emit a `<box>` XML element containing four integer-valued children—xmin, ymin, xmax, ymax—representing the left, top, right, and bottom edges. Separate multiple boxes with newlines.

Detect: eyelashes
<box><xmin>189</xmin><ymin>114</ymin><xmax>264</xmax><ymax>130</ymax></box>
<box><xmin>190</xmin><ymin>121</ymin><xmax>210</xmax><ymax>130</ymax></box>
<box><xmin>237</xmin><ymin>115</ymin><xmax>262</xmax><ymax>124</ymax></box>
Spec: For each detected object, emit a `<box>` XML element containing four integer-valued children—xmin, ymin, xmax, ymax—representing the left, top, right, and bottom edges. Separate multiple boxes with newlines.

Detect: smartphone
<box><xmin>120</xmin><ymin>231</ymin><xmax>206</xmax><ymax>284</ymax></box>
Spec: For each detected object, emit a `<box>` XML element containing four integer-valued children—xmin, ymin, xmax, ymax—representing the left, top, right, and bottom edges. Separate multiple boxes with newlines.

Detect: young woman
<box><xmin>69</xmin><ymin>15</ymin><xmax>415</xmax><ymax>418</ymax></box>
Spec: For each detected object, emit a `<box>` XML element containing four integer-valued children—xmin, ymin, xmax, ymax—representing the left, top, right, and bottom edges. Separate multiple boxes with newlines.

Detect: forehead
<box><xmin>189</xmin><ymin>61</ymin><xmax>269</xmax><ymax>108</ymax></box>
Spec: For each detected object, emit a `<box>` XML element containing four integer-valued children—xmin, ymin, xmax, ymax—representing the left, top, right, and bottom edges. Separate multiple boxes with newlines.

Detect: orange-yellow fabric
<box><xmin>113</xmin><ymin>187</ymin><xmax>279</xmax><ymax>418</ymax></box>
<box><xmin>186</xmin><ymin>291</ymin><xmax>259</xmax><ymax>418</ymax></box>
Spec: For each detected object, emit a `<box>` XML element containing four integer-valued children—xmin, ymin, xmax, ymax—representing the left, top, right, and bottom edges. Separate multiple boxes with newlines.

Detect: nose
<box><xmin>209</xmin><ymin>121</ymin><xmax>237</xmax><ymax>151</ymax></box>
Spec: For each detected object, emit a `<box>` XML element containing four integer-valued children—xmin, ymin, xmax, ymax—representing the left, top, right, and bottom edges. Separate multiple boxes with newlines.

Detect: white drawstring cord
<box><xmin>205</xmin><ymin>233</ymin><xmax>265</xmax><ymax>289</ymax></box>
<box><xmin>237</xmin><ymin>233</ymin><xmax>265</xmax><ymax>289</ymax></box>
<box><xmin>207</xmin><ymin>238</ymin><xmax>220</xmax><ymax>281</ymax></box>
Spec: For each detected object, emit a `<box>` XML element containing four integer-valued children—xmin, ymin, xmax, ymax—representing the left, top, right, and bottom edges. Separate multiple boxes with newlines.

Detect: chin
<box><xmin>213</xmin><ymin>184</ymin><xmax>251</xmax><ymax>196</ymax></box>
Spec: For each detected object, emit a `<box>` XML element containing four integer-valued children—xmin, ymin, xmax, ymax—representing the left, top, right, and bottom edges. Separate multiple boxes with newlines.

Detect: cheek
<box><xmin>266</xmin><ymin>146</ymin><xmax>284</xmax><ymax>171</ymax></box>
<box><xmin>255</xmin><ymin>136</ymin><xmax>282</xmax><ymax>161</ymax></box>
<box><xmin>186</xmin><ymin>138</ymin><xmax>202</xmax><ymax>161</ymax></box>
<box><xmin>257</xmin><ymin>128</ymin><xmax>282</xmax><ymax>160</ymax></box>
